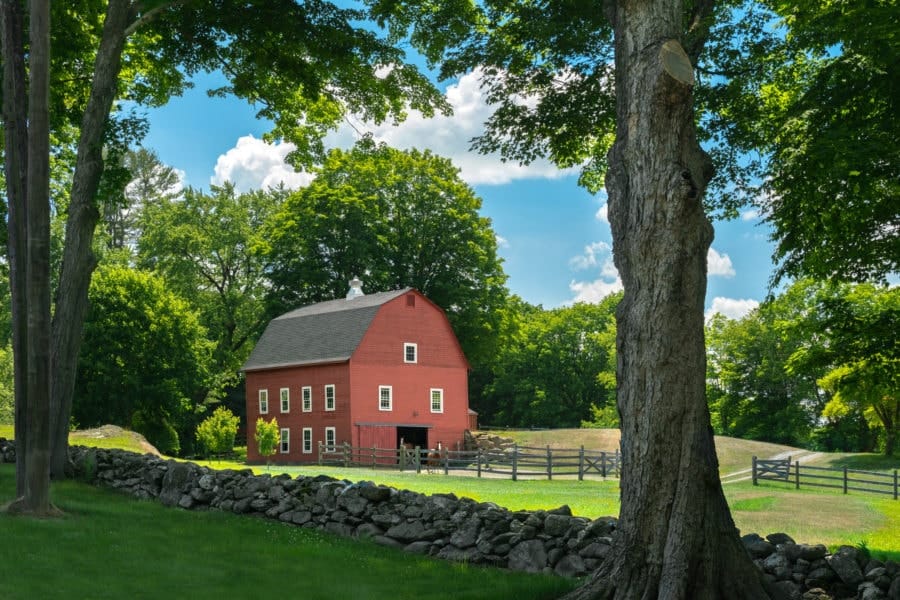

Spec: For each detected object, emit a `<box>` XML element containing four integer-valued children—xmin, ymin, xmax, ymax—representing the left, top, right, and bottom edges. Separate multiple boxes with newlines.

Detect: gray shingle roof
<box><xmin>242</xmin><ymin>288</ymin><xmax>411</xmax><ymax>372</ymax></box>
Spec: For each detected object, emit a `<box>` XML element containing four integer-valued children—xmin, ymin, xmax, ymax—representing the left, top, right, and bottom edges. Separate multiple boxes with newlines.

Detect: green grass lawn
<box><xmin>0</xmin><ymin>465</ymin><xmax>576</xmax><ymax>600</ymax></box>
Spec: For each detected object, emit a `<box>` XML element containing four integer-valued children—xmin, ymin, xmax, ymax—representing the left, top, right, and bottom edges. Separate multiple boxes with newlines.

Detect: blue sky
<box><xmin>140</xmin><ymin>70</ymin><xmax>774</xmax><ymax>318</ymax></box>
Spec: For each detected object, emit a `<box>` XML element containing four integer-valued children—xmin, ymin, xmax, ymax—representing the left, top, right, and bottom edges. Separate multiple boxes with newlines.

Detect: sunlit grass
<box><xmin>0</xmin><ymin>465</ymin><xmax>577</xmax><ymax>600</ymax></box>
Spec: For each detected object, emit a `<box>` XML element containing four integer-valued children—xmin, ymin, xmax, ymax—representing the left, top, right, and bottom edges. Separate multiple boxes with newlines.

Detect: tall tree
<box><xmin>263</xmin><ymin>139</ymin><xmax>508</xmax><ymax>369</ymax></box>
<box><xmin>483</xmin><ymin>297</ymin><xmax>618</xmax><ymax>428</ymax></box>
<box><xmin>369</xmin><ymin>0</ymin><xmax>782</xmax><ymax>596</ymax></box>
<box><xmin>705</xmin><ymin>280</ymin><xmax>824</xmax><ymax>446</ymax></box>
<box><xmin>790</xmin><ymin>283</ymin><xmax>899</xmax><ymax>456</ymax></box>
<box><xmin>102</xmin><ymin>147</ymin><xmax>182</xmax><ymax>251</ymax></box>
<box><xmin>0</xmin><ymin>0</ymin><xmax>447</xmax><ymax>481</ymax></box>
<box><xmin>1</xmin><ymin>0</ymin><xmax>54</xmax><ymax>514</ymax></box>
<box><xmin>137</xmin><ymin>183</ymin><xmax>282</xmax><ymax>380</ymax></box>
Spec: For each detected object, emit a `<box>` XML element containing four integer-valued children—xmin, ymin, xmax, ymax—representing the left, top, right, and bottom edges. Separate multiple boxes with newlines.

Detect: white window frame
<box><xmin>403</xmin><ymin>342</ymin><xmax>417</xmax><ymax>364</ymax></box>
<box><xmin>430</xmin><ymin>388</ymin><xmax>444</xmax><ymax>413</ymax></box>
<box><xmin>280</xmin><ymin>387</ymin><xmax>290</xmax><ymax>413</ymax></box>
<box><xmin>279</xmin><ymin>428</ymin><xmax>290</xmax><ymax>454</ymax></box>
<box><xmin>302</xmin><ymin>386</ymin><xmax>312</xmax><ymax>412</ymax></box>
<box><xmin>378</xmin><ymin>385</ymin><xmax>392</xmax><ymax>411</ymax></box>
<box><xmin>324</xmin><ymin>384</ymin><xmax>336</xmax><ymax>411</ymax></box>
<box><xmin>258</xmin><ymin>389</ymin><xmax>269</xmax><ymax>414</ymax></box>
<box><xmin>325</xmin><ymin>427</ymin><xmax>336</xmax><ymax>451</ymax></box>
<box><xmin>302</xmin><ymin>427</ymin><xmax>313</xmax><ymax>454</ymax></box>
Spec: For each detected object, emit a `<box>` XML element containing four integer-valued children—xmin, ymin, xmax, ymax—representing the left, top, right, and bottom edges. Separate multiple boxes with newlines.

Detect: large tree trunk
<box><xmin>0</xmin><ymin>0</ymin><xmax>30</xmax><ymax>498</ymax></box>
<box><xmin>49</xmin><ymin>1</ymin><xmax>134</xmax><ymax>478</ymax></box>
<box><xmin>564</xmin><ymin>1</ymin><xmax>773</xmax><ymax>598</ymax></box>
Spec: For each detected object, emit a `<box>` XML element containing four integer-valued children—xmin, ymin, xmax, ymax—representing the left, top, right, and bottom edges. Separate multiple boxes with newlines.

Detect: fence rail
<box><xmin>752</xmin><ymin>456</ymin><xmax>899</xmax><ymax>500</ymax></box>
<box><xmin>318</xmin><ymin>442</ymin><xmax>620</xmax><ymax>481</ymax></box>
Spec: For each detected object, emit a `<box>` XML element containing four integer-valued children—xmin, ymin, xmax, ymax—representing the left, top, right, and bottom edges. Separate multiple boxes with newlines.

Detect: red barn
<box><xmin>242</xmin><ymin>280</ymin><xmax>470</xmax><ymax>463</ymax></box>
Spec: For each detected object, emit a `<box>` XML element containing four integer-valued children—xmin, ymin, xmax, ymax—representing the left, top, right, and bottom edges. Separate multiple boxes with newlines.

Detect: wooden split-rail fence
<box><xmin>318</xmin><ymin>442</ymin><xmax>621</xmax><ymax>481</ymax></box>
<box><xmin>752</xmin><ymin>456</ymin><xmax>899</xmax><ymax>500</ymax></box>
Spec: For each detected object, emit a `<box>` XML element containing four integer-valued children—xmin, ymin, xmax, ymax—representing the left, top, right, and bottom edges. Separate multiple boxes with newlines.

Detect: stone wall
<box><xmin>1</xmin><ymin>440</ymin><xmax>898</xmax><ymax>599</ymax></box>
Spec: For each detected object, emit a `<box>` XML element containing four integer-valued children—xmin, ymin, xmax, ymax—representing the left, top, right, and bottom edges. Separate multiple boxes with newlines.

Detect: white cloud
<box><xmin>496</xmin><ymin>235</ymin><xmax>510</xmax><ymax>249</ymax></box>
<box><xmin>595</xmin><ymin>203</ymin><xmax>609</xmax><ymax>223</ymax></box>
<box><xmin>705</xmin><ymin>297</ymin><xmax>759</xmax><ymax>321</ymax></box>
<box><xmin>212</xmin><ymin>135</ymin><xmax>315</xmax><ymax>192</ymax></box>
<box><xmin>740</xmin><ymin>209</ymin><xmax>760</xmax><ymax>221</ymax></box>
<box><xmin>329</xmin><ymin>69</ymin><xmax>577</xmax><ymax>186</ymax></box>
<box><xmin>568</xmin><ymin>241</ymin><xmax>622</xmax><ymax>303</ymax></box>
<box><xmin>570</xmin><ymin>241</ymin><xmax>612</xmax><ymax>271</ymax></box>
<box><xmin>707</xmin><ymin>248</ymin><xmax>736</xmax><ymax>278</ymax></box>
<box><xmin>569</xmin><ymin>277</ymin><xmax>623</xmax><ymax>304</ymax></box>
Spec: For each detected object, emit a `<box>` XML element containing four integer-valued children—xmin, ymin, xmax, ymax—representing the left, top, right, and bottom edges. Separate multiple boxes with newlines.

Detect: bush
<box><xmin>132</xmin><ymin>409</ymin><xmax>180</xmax><ymax>456</ymax></box>
<box><xmin>195</xmin><ymin>406</ymin><xmax>240</xmax><ymax>458</ymax></box>
<box><xmin>255</xmin><ymin>417</ymin><xmax>279</xmax><ymax>464</ymax></box>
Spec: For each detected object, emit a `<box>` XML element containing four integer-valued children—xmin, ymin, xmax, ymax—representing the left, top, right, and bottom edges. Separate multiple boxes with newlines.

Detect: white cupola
<box><xmin>346</xmin><ymin>276</ymin><xmax>365</xmax><ymax>299</ymax></box>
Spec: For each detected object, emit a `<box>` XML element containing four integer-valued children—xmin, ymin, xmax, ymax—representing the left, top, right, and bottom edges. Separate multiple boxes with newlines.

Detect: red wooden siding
<box><xmin>245</xmin><ymin>289</ymin><xmax>470</xmax><ymax>463</ymax></box>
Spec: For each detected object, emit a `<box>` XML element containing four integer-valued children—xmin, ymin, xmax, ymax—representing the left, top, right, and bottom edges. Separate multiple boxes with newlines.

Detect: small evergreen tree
<box><xmin>255</xmin><ymin>417</ymin><xmax>279</xmax><ymax>468</ymax></box>
<box><xmin>195</xmin><ymin>407</ymin><xmax>240</xmax><ymax>459</ymax></box>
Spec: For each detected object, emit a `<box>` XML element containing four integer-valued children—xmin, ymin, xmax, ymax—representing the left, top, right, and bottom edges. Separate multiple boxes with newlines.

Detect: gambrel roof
<box><xmin>242</xmin><ymin>288</ymin><xmax>411</xmax><ymax>372</ymax></box>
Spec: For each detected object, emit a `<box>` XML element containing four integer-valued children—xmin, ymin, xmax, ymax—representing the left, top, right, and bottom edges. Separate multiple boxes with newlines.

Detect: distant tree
<box><xmin>263</xmin><ymin>139</ymin><xmax>509</xmax><ymax>369</ymax></box>
<box><xmin>482</xmin><ymin>295</ymin><xmax>619</xmax><ymax>428</ymax></box>
<box><xmin>254</xmin><ymin>417</ymin><xmax>279</xmax><ymax>468</ymax></box>
<box><xmin>138</xmin><ymin>183</ymin><xmax>283</xmax><ymax>384</ymax></box>
<box><xmin>72</xmin><ymin>266</ymin><xmax>212</xmax><ymax>456</ymax></box>
<box><xmin>790</xmin><ymin>283</ymin><xmax>899</xmax><ymax>455</ymax></box>
<box><xmin>705</xmin><ymin>281</ymin><xmax>824</xmax><ymax>446</ymax></box>
<box><xmin>195</xmin><ymin>407</ymin><xmax>240</xmax><ymax>459</ymax></box>
<box><xmin>102</xmin><ymin>147</ymin><xmax>182</xmax><ymax>251</ymax></box>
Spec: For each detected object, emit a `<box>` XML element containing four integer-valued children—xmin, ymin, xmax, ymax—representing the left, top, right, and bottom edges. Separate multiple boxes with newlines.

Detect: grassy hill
<box><xmin>494</xmin><ymin>428</ymin><xmax>899</xmax><ymax>476</ymax></box>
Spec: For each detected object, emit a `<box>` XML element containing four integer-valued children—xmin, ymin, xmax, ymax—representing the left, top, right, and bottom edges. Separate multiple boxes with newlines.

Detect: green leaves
<box><xmin>73</xmin><ymin>266</ymin><xmax>213</xmax><ymax>454</ymax></box>
<box><xmin>263</xmin><ymin>140</ymin><xmax>508</xmax><ymax>368</ymax></box>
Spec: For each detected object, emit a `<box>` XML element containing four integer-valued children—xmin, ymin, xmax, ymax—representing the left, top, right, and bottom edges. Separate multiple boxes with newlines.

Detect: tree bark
<box><xmin>0</xmin><ymin>0</ymin><xmax>30</xmax><ymax>498</ymax></box>
<box><xmin>21</xmin><ymin>0</ymin><xmax>52</xmax><ymax>514</ymax></box>
<box><xmin>49</xmin><ymin>1</ymin><xmax>135</xmax><ymax>478</ymax></box>
<box><xmin>563</xmin><ymin>1</ymin><xmax>773</xmax><ymax>598</ymax></box>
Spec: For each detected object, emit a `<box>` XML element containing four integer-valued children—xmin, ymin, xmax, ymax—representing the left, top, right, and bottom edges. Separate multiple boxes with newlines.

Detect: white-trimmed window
<box><xmin>430</xmin><ymin>388</ymin><xmax>444</xmax><ymax>413</ymax></box>
<box><xmin>280</xmin><ymin>387</ymin><xmax>290</xmax><ymax>413</ymax></box>
<box><xmin>325</xmin><ymin>384</ymin><xmax>335</xmax><ymax>411</ymax></box>
<box><xmin>302</xmin><ymin>427</ymin><xmax>313</xmax><ymax>454</ymax></box>
<box><xmin>379</xmin><ymin>385</ymin><xmax>392</xmax><ymax>411</ymax></box>
<box><xmin>258</xmin><ymin>389</ymin><xmax>269</xmax><ymax>414</ymax></box>
<box><xmin>279</xmin><ymin>428</ymin><xmax>290</xmax><ymax>454</ymax></box>
<box><xmin>404</xmin><ymin>342</ymin><xmax>417</xmax><ymax>364</ymax></box>
<box><xmin>325</xmin><ymin>427</ymin><xmax>336</xmax><ymax>451</ymax></box>
<box><xmin>302</xmin><ymin>386</ymin><xmax>312</xmax><ymax>412</ymax></box>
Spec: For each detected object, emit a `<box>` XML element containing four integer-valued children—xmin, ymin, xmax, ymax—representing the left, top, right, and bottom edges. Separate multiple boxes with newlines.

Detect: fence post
<box><xmin>578</xmin><ymin>446</ymin><xmax>584</xmax><ymax>481</ymax></box>
<box><xmin>415</xmin><ymin>445</ymin><xmax>421</xmax><ymax>474</ymax></box>
<box><xmin>399</xmin><ymin>445</ymin><xmax>405</xmax><ymax>471</ymax></box>
<box><xmin>443</xmin><ymin>447</ymin><xmax>449</xmax><ymax>476</ymax></box>
<box><xmin>318</xmin><ymin>441</ymin><xmax>323</xmax><ymax>466</ymax></box>
<box><xmin>795</xmin><ymin>460</ymin><xmax>800</xmax><ymax>490</ymax></box>
<box><xmin>751</xmin><ymin>456</ymin><xmax>757</xmax><ymax>486</ymax></box>
<box><xmin>371</xmin><ymin>445</ymin><xmax>377</xmax><ymax>469</ymax></box>
<box><xmin>343</xmin><ymin>442</ymin><xmax>350</xmax><ymax>468</ymax></box>
<box><xmin>894</xmin><ymin>470</ymin><xmax>898</xmax><ymax>501</ymax></box>
<box><xmin>547</xmin><ymin>445</ymin><xmax>553</xmax><ymax>480</ymax></box>
<box><xmin>843</xmin><ymin>466</ymin><xmax>848</xmax><ymax>494</ymax></box>
<box><xmin>477</xmin><ymin>449</ymin><xmax>482</xmax><ymax>478</ymax></box>
<box><xmin>601</xmin><ymin>451</ymin><xmax>607</xmax><ymax>478</ymax></box>
<box><xmin>512</xmin><ymin>443</ymin><xmax>518</xmax><ymax>482</ymax></box>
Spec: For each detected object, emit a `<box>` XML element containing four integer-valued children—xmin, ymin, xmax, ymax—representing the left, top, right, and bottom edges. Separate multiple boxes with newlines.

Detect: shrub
<box><xmin>195</xmin><ymin>406</ymin><xmax>240</xmax><ymax>458</ymax></box>
<box><xmin>255</xmin><ymin>417</ymin><xmax>279</xmax><ymax>465</ymax></box>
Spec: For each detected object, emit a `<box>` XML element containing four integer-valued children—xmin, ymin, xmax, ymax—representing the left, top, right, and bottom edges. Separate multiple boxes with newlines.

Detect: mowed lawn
<box><xmin>0</xmin><ymin>465</ymin><xmax>576</xmax><ymax>600</ymax></box>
